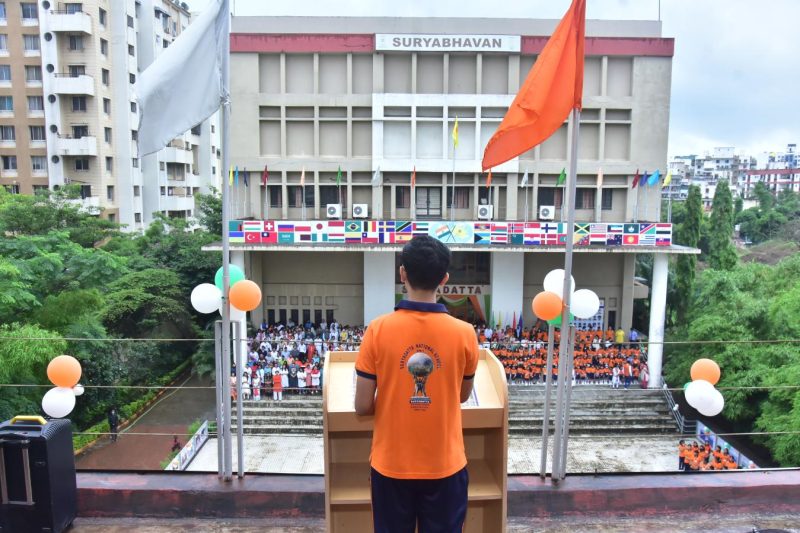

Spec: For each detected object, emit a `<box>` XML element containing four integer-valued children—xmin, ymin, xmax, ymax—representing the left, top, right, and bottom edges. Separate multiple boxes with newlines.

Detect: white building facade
<box><xmin>217</xmin><ymin>16</ymin><xmax>698</xmax><ymax>388</ymax></box>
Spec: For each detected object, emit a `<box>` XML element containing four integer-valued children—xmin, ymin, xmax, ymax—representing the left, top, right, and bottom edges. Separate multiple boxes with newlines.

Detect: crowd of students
<box><xmin>232</xmin><ymin>319</ymin><xmax>365</xmax><ymax>401</ymax></box>
<box><xmin>476</xmin><ymin>323</ymin><xmax>649</xmax><ymax>388</ymax></box>
<box><xmin>678</xmin><ymin>440</ymin><xmax>741</xmax><ymax>471</ymax></box>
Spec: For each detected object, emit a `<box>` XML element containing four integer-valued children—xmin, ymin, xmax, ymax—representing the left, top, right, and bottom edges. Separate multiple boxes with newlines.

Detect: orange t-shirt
<box><xmin>355</xmin><ymin>300</ymin><xmax>479</xmax><ymax>480</ymax></box>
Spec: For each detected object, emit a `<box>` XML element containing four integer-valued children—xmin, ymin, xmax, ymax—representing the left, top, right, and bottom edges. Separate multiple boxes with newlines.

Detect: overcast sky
<box><xmin>189</xmin><ymin>0</ymin><xmax>800</xmax><ymax>159</ymax></box>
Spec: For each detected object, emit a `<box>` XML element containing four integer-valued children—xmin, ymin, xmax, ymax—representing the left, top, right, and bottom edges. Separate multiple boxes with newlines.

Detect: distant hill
<box><xmin>740</xmin><ymin>239</ymin><xmax>800</xmax><ymax>265</ymax></box>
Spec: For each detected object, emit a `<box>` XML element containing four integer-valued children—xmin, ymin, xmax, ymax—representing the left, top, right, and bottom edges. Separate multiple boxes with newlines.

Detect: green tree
<box><xmin>195</xmin><ymin>187</ymin><xmax>223</xmax><ymax>236</ymax></box>
<box><xmin>0</xmin><ymin>259</ymin><xmax>39</xmax><ymax>322</ymax></box>
<box><xmin>674</xmin><ymin>185</ymin><xmax>702</xmax><ymax>323</ymax></box>
<box><xmin>753</xmin><ymin>181</ymin><xmax>773</xmax><ymax>212</ymax></box>
<box><xmin>708</xmin><ymin>180</ymin><xmax>738</xmax><ymax>270</ymax></box>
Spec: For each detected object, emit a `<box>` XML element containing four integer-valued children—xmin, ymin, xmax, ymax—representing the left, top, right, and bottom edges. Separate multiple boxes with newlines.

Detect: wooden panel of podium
<box><xmin>323</xmin><ymin>349</ymin><xmax>508</xmax><ymax>532</ymax></box>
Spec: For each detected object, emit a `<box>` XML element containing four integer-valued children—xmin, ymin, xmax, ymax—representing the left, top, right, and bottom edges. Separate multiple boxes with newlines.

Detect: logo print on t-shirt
<box><xmin>407</xmin><ymin>352</ymin><xmax>434</xmax><ymax>407</ymax></box>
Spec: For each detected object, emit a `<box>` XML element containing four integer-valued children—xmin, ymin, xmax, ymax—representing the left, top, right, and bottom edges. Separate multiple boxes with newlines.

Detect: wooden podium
<box><xmin>323</xmin><ymin>349</ymin><xmax>508</xmax><ymax>532</ymax></box>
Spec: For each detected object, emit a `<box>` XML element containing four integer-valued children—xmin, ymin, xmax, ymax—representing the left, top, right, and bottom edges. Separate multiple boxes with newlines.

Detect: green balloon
<box><xmin>683</xmin><ymin>382</ymin><xmax>690</xmax><ymax>391</ymax></box>
<box><xmin>547</xmin><ymin>313</ymin><xmax>574</xmax><ymax>328</ymax></box>
<box><xmin>215</xmin><ymin>265</ymin><xmax>245</xmax><ymax>290</ymax></box>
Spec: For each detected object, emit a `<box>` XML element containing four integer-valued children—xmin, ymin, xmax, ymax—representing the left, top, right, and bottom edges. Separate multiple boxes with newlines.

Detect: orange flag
<box><xmin>482</xmin><ymin>0</ymin><xmax>586</xmax><ymax>170</ymax></box>
<box><xmin>411</xmin><ymin>166</ymin><xmax>416</xmax><ymax>188</ymax></box>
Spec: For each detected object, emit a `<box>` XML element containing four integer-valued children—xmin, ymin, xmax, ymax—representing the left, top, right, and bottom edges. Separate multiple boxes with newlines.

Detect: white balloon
<box><xmin>73</xmin><ymin>384</ymin><xmax>85</xmax><ymax>397</ymax></box>
<box><xmin>191</xmin><ymin>283</ymin><xmax>222</xmax><ymax>314</ymax></box>
<box><xmin>218</xmin><ymin>301</ymin><xmax>246</xmax><ymax>321</ymax></box>
<box><xmin>42</xmin><ymin>387</ymin><xmax>76</xmax><ymax>418</ymax></box>
<box><xmin>572</xmin><ymin>289</ymin><xmax>601</xmax><ymax>319</ymax></box>
<box><xmin>685</xmin><ymin>379</ymin><xmax>715</xmax><ymax>411</ymax></box>
<box><xmin>543</xmin><ymin>269</ymin><xmax>575</xmax><ymax>298</ymax></box>
<box><xmin>697</xmin><ymin>389</ymin><xmax>725</xmax><ymax>417</ymax></box>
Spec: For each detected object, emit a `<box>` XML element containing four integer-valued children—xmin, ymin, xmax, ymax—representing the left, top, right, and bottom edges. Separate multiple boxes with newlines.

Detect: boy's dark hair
<box><xmin>401</xmin><ymin>235</ymin><xmax>451</xmax><ymax>291</ymax></box>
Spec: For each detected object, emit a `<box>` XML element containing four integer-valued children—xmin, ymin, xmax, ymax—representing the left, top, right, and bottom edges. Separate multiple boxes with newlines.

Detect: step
<box><xmin>231</xmin><ymin>425</ymin><xmax>323</xmax><ymax>435</ymax></box>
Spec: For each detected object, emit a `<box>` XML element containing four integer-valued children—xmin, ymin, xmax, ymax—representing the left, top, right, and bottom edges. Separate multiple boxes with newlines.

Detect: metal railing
<box><xmin>662</xmin><ymin>382</ymin><xmax>697</xmax><ymax>435</ymax></box>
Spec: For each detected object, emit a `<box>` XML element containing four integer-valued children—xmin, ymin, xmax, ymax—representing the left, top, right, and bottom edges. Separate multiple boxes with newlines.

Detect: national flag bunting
<box><xmin>631</xmin><ymin>169</ymin><xmax>640</xmax><ymax>188</ymax></box>
<box><xmin>647</xmin><ymin>169</ymin><xmax>661</xmax><ymax>187</ymax></box>
<box><xmin>486</xmin><ymin>168</ymin><xmax>492</xmax><ymax>188</ymax></box>
<box><xmin>452</xmin><ymin>116</ymin><xmax>459</xmax><ymax>148</ymax></box>
<box><xmin>556</xmin><ymin>168</ymin><xmax>566</xmax><ymax>186</ymax></box>
<box><xmin>336</xmin><ymin>166</ymin><xmax>342</xmax><ymax>187</ymax></box>
<box><xmin>662</xmin><ymin>171</ymin><xmax>672</xmax><ymax>188</ymax></box>
<box><xmin>411</xmin><ymin>166</ymin><xmax>416</xmax><ymax>188</ymax></box>
<box><xmin>262</xmin><ymin>165</ymin><xmax>268</xmax><ymax>186</ymax></box>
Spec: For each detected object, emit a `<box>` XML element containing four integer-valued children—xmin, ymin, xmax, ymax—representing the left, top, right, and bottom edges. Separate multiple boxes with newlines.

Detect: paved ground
<box><xmin>71</xmin><ymin>513</ymin><xmax>800</xmax><ymax>532</ymax></box>
<box><xmin>186</xmin><ymin>434</ymin><xmax>679</xmax><ymax>474</ymax></box>
<box><xmin>76</xmin><ymin>374</ymin><xmax>216</xmax><ymax>470</ymax></box>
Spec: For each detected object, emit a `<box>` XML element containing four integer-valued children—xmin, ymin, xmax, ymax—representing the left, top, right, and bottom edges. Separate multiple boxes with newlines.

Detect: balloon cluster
<box><xmin>190</xmin><ymin>265</ymin><xmax>263</xmax><ymax>317</ymax></box>
<box><xmin>41</xmin><ymin>355</ymin><xmax>83</xmax><ymax>419</ymax></box>
<box><xmin>684</xmin><ymin>359</ymin><xmax>724</xmax><ymax>417</ymax></box>
<box><xmin>531</xmin><ymin>269</ymin><xmax>600</xmax><ymax>327</ymax></box>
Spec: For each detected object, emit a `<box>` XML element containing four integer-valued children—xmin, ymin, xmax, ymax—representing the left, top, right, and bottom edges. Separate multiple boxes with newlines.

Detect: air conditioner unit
<box><xmin>352</xmin><ymin>204</ymin><xmax>369</xmax><ymax>219</ymax></box>
<box><xmin>477</xmin><ymin>204</ymin><xmax>494</xmax><ymax>220</ymax></box>
<box><xmin>539</xmin><ymin>205</ymin><xmax>555</xmax><ymax>221</ymax></box>
<box><xmin>326</xmin><ymin>203</ymin><xmax>341</xmax><ymax>219</ymax></box>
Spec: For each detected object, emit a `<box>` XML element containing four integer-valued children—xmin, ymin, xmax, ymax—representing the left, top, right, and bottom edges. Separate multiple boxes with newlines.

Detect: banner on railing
<box><xmin>165</xmin><ymin>420</ymin><xmax>209</xmax><ymax>471</ymax></box>
<box><xmin>696</xmin><ymin>421</ymin><xmax>758</xmax><ymax>469</ymax></box>
<box><xmin>228</xmin><ymin>220</ymin><xmax>673</xmax><ymax>248</ymax></box>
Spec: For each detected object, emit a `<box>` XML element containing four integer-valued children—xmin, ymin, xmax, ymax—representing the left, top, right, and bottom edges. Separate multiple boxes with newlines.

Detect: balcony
<box><xmin>52</xmin><ymin>74</ymin><xmax>94</xmax><ymax>96</ymax></box>
<box><xmin>162</xmin><ymin>146</ymin><xmax>193</xmax><ymax>165</ymax></box>
<box><xmin>56</xmin><ymin>135</ymin><xmax>97</xmax><ymax>156</ymax></box>
<box><xmin>163</xmin><ymin>193</ymin><xmax>194</xmax><ymax>211</ymax></box>
<box><xmin>48</xmin><ymin>10</ymin><xmax>92</xmax><ymax>34</ymax></box>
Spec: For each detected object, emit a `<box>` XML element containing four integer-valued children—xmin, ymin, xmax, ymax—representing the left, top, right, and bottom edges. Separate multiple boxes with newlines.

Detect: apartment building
<box><xmin>0</xmin><ymin>1</ymin><xmax>47</xmax><ymax>195</ymax></box>
<box><xmin>0</xmin><ymin>0</ymin><xmax>220</xmax><ymax>231</ymax></box>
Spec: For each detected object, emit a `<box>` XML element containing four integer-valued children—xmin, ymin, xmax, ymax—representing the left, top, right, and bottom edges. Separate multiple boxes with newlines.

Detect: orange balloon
<box><xmin>690</xmin><ymin>358</ymin><xmax>721</xmax><ymax>385</ymax></box>
<box><xmin>47</xmin><ymin>355</ymin><xmax>82</xmax><ymax>388</ymax></box>
<box><xmin>532</xmin><ymin>291</ymin><xmax>563</xmax><ymax>321</ymax></box>
<box><xmin>229</xmin><ymin>280</ymin><xmax>262</xmax><ymax>312</ymax></box>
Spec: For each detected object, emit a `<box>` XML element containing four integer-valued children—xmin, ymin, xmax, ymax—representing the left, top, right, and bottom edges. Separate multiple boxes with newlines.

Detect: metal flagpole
<box><xmin>451</xmin><ymin>156</ymin><xmax>456</xmax><ymax>222</ymax></box>
<box><xmin>558</xmin><ymin>325</ymin><xmax>577</xmax><ymax>477</ymax></box>
<box><xmin>220</xmin><ymin>1</ymin><xmax>233</xmax><ymax>482</ymax></box>
<box><xmin>539</xmin><ymin>324</ymin><xmax>556</xmax><ymax>478</ymax></box>
<box><xmin>214</xmin><ymin>321</ymin><xmax>223</xmax><ymax>477</ymax></box>
<box><xmin>551</xmin><ymin>107</ymin><xmax>581</xmax><ymax>482</ymax></box>
<box><xmin>234</xmin><ymin>321</ymin><xmax>244</xmax><ymax>478</ymax></box>
<box><xmin>524</xmin><ymin>182</ymin><xmax>529</xmax><ymax>223</ymax></box>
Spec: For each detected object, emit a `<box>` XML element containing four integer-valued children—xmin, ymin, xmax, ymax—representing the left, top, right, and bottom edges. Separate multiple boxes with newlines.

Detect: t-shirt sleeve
<box><xmin>464</xmin><ymin>326</ymin><xmax>479</xmax><ymax>379</ymax></box>
<box><xmin>355</xmin><ymin>323</ymin><xmax>377</xmax><ymax>380</ymax></box>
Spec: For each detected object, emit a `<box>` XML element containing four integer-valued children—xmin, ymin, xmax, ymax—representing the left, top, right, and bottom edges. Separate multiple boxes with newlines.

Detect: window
<box><xmin>133</xmin><ymin>185</ymin><xmax>140</xmax><ymax>197</ymax></box>
<box><xmin>31</xmin><ymin>155</ymin><xmax>46</xmax><ymax>171</ymax></box>
<box><xmin>163</xmin><ymin>39</ymin><xmax>169</xmax><ymax>49</ymax></box>
<box><xmin>106</xmin><ymin>185</ymin><xmax>114</xmax><ymax>200</ymax></box>
<box><xmin>79</xmin><ymin>184</ymin><xmax>90</xmax><ymax>198</ymax></box>
<box><xmin>2</xmin><ymin>155</ymin><xmax>16</xmax><ymax>170</ymax></box>
<box><xmin>0</xmin><ymin>95</ymin><xmax>11</xmax><ymax>111</ymax></box>
<box><xmin>128</xmin><ymin>44</ymin><xmax>134</xmax><ymax>56</ymax></box>
<box><xmin>108</xmin><ymin>214</ymin><xmax>115</xmax><ymax>222</ymax></box>
<box><xmin>395</xmin><ymin>186</ymin><xmax>410</xmax><ymax>208</ymax></box>
<box><xmin>0</xmin><ymin>125</ymin><xmax>14</xmax><ymax>141</ymax></box>
<box><xmin>132</xmin><ymin>158</ymin><xmax>139</xmax><ymax>168</ymax></box>
<box><xmin>27</xmin><ymin>96</ymin><xmax>43</xmax><ymax>112</ymax></box>
<box><xmin>269</xmin><ymin>186</ymin><xmax>282</xmax><ymax>207</ymax></box>
<box><xmin>72</xmin><ymin>96</ymin><xmax>86</xmax><ymax>111</ymax></box>
<box><xmin>23</xmin><ymin>35</ymin><xmax>39</xmax><ymax>52</ymax></box>
<box><xmin>127</xmin><ymin>15</ymin><xmax>134</xmax><ymax>28</ymax></box>
<box><xmin>72</xmin><ymin>125</ymin><xmax>88</xmax><ymax>138</ymax></box>
<box><xmin>75</xmin><ymin>158</ymin><xmax>89</xmax><ymax>171</ymax></box>
<box><xmin>68</xmin><ymin>35</ymin><xmax>83</xmax><ymax>51</ymax></box>
<box><xmin>29</xmin><ymin>126</ymin><xmax>45</xmax><ymax>141</ymax></box>
<box><xmin>100</xmin><ymin>38</ymin><xmax>108</xmax><ymax>56</ymax></box>
<box><xmin>134</xmin><ymin>212</ymin><xmax>142</xmax><ymax>223</ymax></box>
<box><xmin>159</xmin><ymin>161</ymin><xmax>165</xmax><ymax>171</ymax></box>
<box><xmin>21</xmin><ymin>3</ymin><xmax>37</xmax><ymax>20</ymax></box>
<box><xmin>4</xmin><ymin>184</ymin><xmax>19</xmax><ymax>194</ymax></box>
<box><xmin>101</xmin><ymin>68</ymin><xmax>109</xmax><ymax>85</ymax></box>
<box><xmin>0</xmin><ymin>64</ymin><xmax>10</xmax><ymax>81</ymax></box>
<box><xmin>24</xmin><ymin>65</ymin><xmax>41</xmax><ymax>82</ymax></box>
<box><xmin>32</xmin><ymin>185</ymin><xmax>48</xmax><ymax>194</ymax></box>
<box><xmin>537</xmin><ymin>187</ymin><xmax>564</xmax><ymax>207</ymax></box>
<box><xmin>320</xmin><ymin>185</ymin><xmax>347</xmax><ymax>207</ymax></box>
<box><xmin>104</xmin><ymin>127</ymin><xmax>111</xmax><ymax>143</ymax></box>
<box><xmin>103</xmin><ymin>98</ymin><xmax>110</xmax><ymax>114</ymax></box>
<box><xmin>0</xmin><ymin>34</ymin><xmax>7</xmax><ymax>52</ymax></box>
<box><xmin>129</xmin><ymin>73</ymin><xmax>135</xmax><ymax>84</ymax></box>
<box><xmin>131</xmin><ymin>129</ymin><xmax>138</xmax><ymax>141</ymax></box>
<box><xmin>601</xmin><ymin>189</ymin><xmax>614</xmax><ymax>210</ymax></box>
<box><xmin>446</xmin><ymin>187</ymin><xmax>471</xmax><ymax>209</ymax></box>
<box><xmin>130</xmin><ymin>101</ymin><xmax>137</xmax><ymax>113</ymax></box>
<box><xmin>98</xmin><ymin>8</ymin><xmax>106</xmax><ymax>26</ymax></box>
<box><xmin>105</xmin><ymin>157</ymin><xmax>112</xmax><ymax>172</ymax></box>
<box><xmin>576</xmin><ymin>188</ymin><xmax>595</xmax><ymax>209</ymax></box>
<box><xmin>288</xmin><ymin>186</ymin><xmax>306</xmax><ymax>208</ymax></box>
<box><xmin>415</xmin><ymin>187</ymin><xmax>442</xmax><ymax>218</ymax></box>
<box><xmin>0</xmin><ymin>4</ymin><xmax>5</xmax><ymax>20</ymax></box>
<box><xmin>65</xmin><ymin>3</ymin><xmax>82</xmax><ymax>14</ymax></box>
<box><xmin>67</xmin><ymin>64</ymin><xmax>85</xmax><ymax>77</ymax></box>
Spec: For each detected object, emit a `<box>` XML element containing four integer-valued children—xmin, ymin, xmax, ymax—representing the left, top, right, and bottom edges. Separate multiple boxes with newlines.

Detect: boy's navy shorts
<box><xmin>370</xmin><ymin>466</ymin><xmax>469</xmax><ymax>533</ymax></box>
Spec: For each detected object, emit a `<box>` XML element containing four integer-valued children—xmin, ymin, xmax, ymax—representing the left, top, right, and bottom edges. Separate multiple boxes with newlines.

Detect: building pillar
<box><xmin>489</xmin><ymin>252</ymin><xmax>524</xmax><ymax>328</ymax></box>
<box><xmin>647</xmin><ymin>253</ymin><xmax>668</xmax><ymax>388</ymax></box>
<box><xmin>364</xmin><ymin>251</ymin><xmax>396</xmax><ymax>325</ymax></box>
<box><xmin>620</xmin><ymin>253</ymin><xmax>635</xmax><ymax>333</ymax></box>
<box><xmin>231</xmin><ymin>250</ymin><xmax>249</xmax><ymax>370</ymax></box>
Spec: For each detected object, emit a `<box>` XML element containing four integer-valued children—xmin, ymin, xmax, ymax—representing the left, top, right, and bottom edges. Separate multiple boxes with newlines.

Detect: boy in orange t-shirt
<box><xmin>355</xmin><ymin>235</ymin><xmax>478</xmax><ymax>532</ymax></box>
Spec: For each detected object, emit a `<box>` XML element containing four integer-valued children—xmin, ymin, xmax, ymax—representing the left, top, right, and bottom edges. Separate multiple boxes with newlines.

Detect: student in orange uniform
<box><xmin>355</xmin><ymin>235</ymin><xmax>478</xmax><ymax>533</ymax></box>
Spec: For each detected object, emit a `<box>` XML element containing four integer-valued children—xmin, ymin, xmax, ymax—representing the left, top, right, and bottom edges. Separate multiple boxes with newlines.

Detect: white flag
<box><xmin>371</xmin><ymin>167</ymin><xmax>382</xmax><ymax>187</ymax></box>
<box><xmin>519</xmin><ymin>171</ymin><xmax>529</xmax><ymax>187</ymax></box>
<box><xmin>136</xmin><ymin>0</ymin><xmax>229</xmax><ymax>156</ymax></box>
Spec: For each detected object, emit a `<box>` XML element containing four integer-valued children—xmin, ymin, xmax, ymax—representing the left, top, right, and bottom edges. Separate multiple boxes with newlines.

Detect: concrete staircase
<box><xmin>231</xmin><ymin>385</ymin><xmax>678</xmax><ymax>437</ymax></box>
